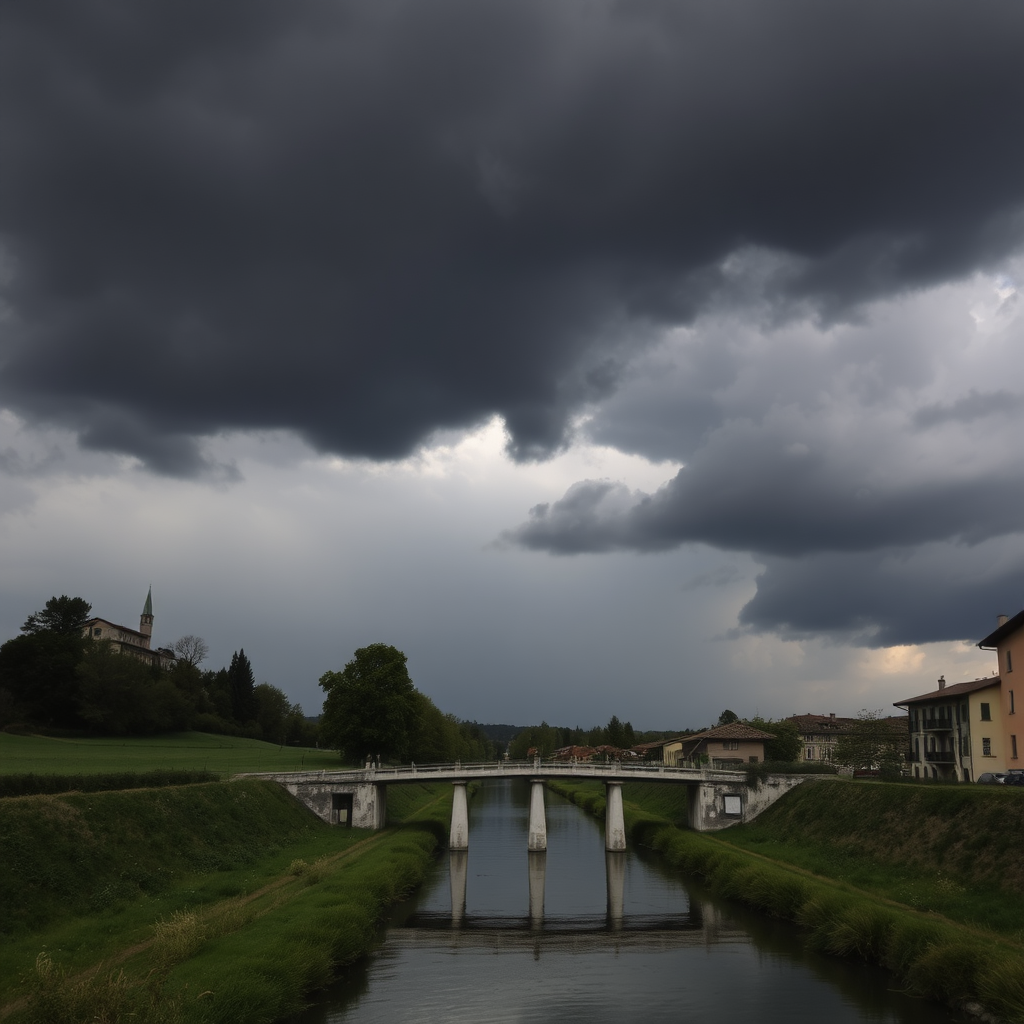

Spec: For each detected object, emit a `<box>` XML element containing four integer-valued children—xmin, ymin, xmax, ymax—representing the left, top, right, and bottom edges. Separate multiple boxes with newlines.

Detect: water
<box><xmin>298</xmin><ymin>780</ymin><xmax>968</xmax><ymax>1024</ymax></box>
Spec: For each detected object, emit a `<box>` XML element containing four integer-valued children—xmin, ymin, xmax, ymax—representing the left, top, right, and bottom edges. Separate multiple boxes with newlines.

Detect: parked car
<box><xmin>1003</xmin><ymin>773</ymin><xmax>1024</xmax><ymax>787</ymax></box>
<box><xmin>977</xmin><ymin>772</ymin><xmax>1007</xmax><ymax>784</ymax></box>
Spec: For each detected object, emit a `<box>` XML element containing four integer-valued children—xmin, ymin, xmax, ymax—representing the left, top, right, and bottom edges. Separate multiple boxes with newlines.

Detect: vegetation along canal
<box><xmin>297</xmin><ymin>779</ymin><xmax>970</xmax><ymax>1024</ymax></box>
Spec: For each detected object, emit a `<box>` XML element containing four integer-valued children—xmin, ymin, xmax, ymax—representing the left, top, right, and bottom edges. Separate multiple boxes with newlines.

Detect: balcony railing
<box><xmin>921</xmin><ymin>716</ymin><xmax>953</xmax><ymax>731</ymax></box>
<box><xmin>924</xmin><ymin>750</ymin><xmax>955</xmax><ymax>763</ymax></box>
<box><xmin>905</xmin><ymin>750</ymin><xmax>920</xmax><ymax>762</ymax></box>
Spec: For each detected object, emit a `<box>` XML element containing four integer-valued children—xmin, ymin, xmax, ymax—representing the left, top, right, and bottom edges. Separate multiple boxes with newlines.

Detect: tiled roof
<box><xmin>686</xmin><ymin>722</ymin><xmax>776</xmax><ymax>741</ymax></box>
<box><xmin>894</xmin><ymin>675</ymin><xmax>1000</xmax><ymax>706</ymax></box>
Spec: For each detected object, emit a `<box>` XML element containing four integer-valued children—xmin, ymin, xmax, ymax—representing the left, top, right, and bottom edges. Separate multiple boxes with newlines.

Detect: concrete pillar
<box><xmin>450</xmin><ymin>781</ymin><xmax>469</xmax><ymax>849</ymax></box>
<box><xmin>605</xmin><ymin>850</ymin><xmax>625</xmax><ymax>929</ymax></box>
<box><xmin>605</xmin><ymin>780</ymin><xmax>626</xmax><ymax>851</ymax></box>
<box><xmin>528</xmin><ymin>779</ymin><xmax>547</xmax><ymax>851</ymax></box>
<box><xmin>449</xmin><ymin>850</ymin><xmax>468</xmax><ymax>926</ymax></box>
<box><xmin>528</xmin><ymin>851</ymin><xmax>546</xmax><ymax>928</ymax></box>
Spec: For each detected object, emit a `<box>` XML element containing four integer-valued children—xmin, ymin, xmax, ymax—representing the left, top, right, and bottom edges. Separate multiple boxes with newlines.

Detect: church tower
<box><xmin>140</xmin><ymin>587</ymin><xmax>154</xmax><ymax>649</ymax></box>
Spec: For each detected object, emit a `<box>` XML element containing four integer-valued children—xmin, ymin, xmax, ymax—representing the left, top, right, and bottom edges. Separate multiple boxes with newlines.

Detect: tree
<box><xmin>227</xmin><ymin>649</ymin><xmax>256</xmax><ymax>724</ymax></box>
<box><xmin>834</xmin><ymin>710</ymin><xmax>907</xmax><ymax>778</ymax></box>
<box><xmin>0</xmin><ymin>631</ymin><xmax>86</xmax><ymax>727</ymax></box>
<box><xmin>319</xmin><ymin>643</ymin><xmax>419</xmax><ymax>763</ymax></box>
<box><xmin>22</xmin><ymin>595</ymin><xmax>92</xmax><ymax>636</ymax></box>
<box><xmin>717</xmin><ymin>709</ymin><xmax>739</xmax><ymax>726</ymax></box>
<box><xmin>173</xmin><ymin>635</ymin><xmax>209</xmax><ymax>668</ymax></box>
<box><xmin>745</xmin><ymin>716</ymin><xmax>802</xmax><ymax>762</ymax></box>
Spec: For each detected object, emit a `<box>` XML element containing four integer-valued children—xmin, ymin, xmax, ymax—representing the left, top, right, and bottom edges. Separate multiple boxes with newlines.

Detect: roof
<box><xmin>685</xmin><ymin>722</ymin><xmax>777</xmax><ymax>742</ymax></box>
<box><xmin>85</xmin><ymin>616</ymin><xmax>149</xmax><ymax>642</ymax></box>
<box><xmin>894</xmin><ymin>675</ymin><xmax>1001</xmax><ymax>706</ymax></box>
<box><xmin>978</xmin><ymin>609</ymin><xmax>1024</xmax><ymax>649</ymax></box>
<box><xmin>143</xmin><ymin>586</ymin><xmax>153</xmax><ymax>617</ymax></box>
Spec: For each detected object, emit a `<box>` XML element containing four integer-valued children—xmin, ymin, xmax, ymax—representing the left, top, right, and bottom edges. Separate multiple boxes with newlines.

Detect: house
<box><xmin>978</xmin><ymin>610</ymin><xmax>1024</xmax><ymax>770</ymax></box>
<box><xmin>894</xmin><ymin>675</ymin><xmax>1002</xmax><ymax>782</ymax></box>
<box><xmin>786</xmin><ymin>712</ymin><xmax>854</xmax><ymax>763</ymax></box>
<box><xmin>632</xmin><ymin>736</ymin><xmax>689</xmax><ymax>765</ymax></box>
<box><xmin>83</xmin><ymin>588</ymin><xmax>177</xmax><ymax>670</ymax></box>
<box><xmin>678</xmin><ymin>722</ymin><xmax>776</xmax><ymax>767</ymax></box>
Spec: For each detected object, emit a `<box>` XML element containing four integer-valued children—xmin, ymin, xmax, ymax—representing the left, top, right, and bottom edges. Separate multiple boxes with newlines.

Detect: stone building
<box><xmin>83</xmin><ymin>588</ymin><xmax>177</xmax><ymax>670</ymax></box>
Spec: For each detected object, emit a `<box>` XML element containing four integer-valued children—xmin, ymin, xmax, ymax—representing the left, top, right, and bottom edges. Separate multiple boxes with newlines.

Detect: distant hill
<box><xmin>475</xmin><ymin>724</ymin><xmax>525</xmax><ymax>744</ymax></box>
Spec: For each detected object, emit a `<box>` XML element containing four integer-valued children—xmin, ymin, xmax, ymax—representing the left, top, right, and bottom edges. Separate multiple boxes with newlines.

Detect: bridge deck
<box><xmin>239</xmin><ymin>760</ymin><xmax>746</xmax><ymax>785</ymax></box>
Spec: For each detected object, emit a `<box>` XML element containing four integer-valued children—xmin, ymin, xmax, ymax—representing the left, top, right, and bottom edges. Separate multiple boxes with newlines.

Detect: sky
<box><xmin>2</xmin><ymin>0</ymin><xmax>1023</xmax><ymax>731</ymax></box>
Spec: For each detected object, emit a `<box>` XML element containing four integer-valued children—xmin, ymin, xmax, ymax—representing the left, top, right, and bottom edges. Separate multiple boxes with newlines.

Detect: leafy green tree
<box><xmin>22</xmin><ymin>595</ymin><xmax>92</xmax><ymax>636</ymax></box>
<box><xmin>0</xmin><ymin>631</ymin><xmax>86</xmax><ymax>728</ymax></box>
<box><xmin>834</xmin><ymin>710</ymin><xmax>907</xmax><ymax>778</ymax></box>
<box><xmin>253</xmin><ymin>682</ymin><xmax>306</xmax><ymax>746</ymax></box>
<box><xmin>76</xmin><ymin>642</ymin><xmax>190</xmax><ymax>735</ymax></box>
<box><xmin>717</xmin><ymin>709</ymin><xmax>739</xmax><ymax>726</ymax></box>
<box><xmin>319</xmin><ymin>644</ymin><xmax>420</xmax><ymax>763</ymax></box>
<box><xmin>745</xmin><ymin>716</ymin><xmax>801</xmax><ymax>762</ymax></box>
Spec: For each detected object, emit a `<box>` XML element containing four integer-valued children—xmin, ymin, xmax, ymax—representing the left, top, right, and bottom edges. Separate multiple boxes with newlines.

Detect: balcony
<box><xmin>905</xmin><ymin>750</ymin><xmax>920</xmax><ymax>762</ymax></box>
<box><xmin>922</xmin><ymin>716</ymin><xmax>953</xmax><ymax>731</ymax></box>
<box><xmin>924</xmin><ymin>750</ymin><xmax>956</xmax><ymax>763</ymax></box>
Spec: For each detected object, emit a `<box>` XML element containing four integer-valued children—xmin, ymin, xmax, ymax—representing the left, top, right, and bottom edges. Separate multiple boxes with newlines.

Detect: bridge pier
<box><xmin>604</xmin><ymin>780</ymin><xmax>626</xmax><ymax>851</ymax></box>
<box><xmin>528</xmin><ymin>851</ymin><xmax>546</xmax><ymax>927</ymax></box>
<box><xmin>450</xmin><ymin>780</ymin><xmax>469</xmax><ymax>849</ymax></box>
<box><xmin>528</xmin><ymin>779</ymin><xmax>547</xmax><ymax>851</ymax></box>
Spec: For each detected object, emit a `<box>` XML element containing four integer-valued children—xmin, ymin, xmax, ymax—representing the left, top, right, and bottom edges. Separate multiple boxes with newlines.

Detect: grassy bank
<box><xmin>0</xmin><ymin>731</ymin><xmax>344</xmax><ymax>776</ymax></box>
<box><xmin>1</xmin><ymin>779</ymin><xmax>450</xmax><ymax>1024</ymax></box>
<box><xmin>549</xmin><ymin>777</ymin><xmax>1024</xmax><ymax>1022</ymax></box>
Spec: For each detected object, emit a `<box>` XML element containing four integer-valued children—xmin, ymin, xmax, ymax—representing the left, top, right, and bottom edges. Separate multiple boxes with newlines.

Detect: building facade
<box><xmin>894</xmin><ymin>675</ymin><xmax>1002</xmax><ymax>782</ymax></box>
<box><xmin>678</xmin><ymin>722</ymin><xmax>776</xmax><ymax>767</ymax></box>
<box><xmin>978</xmin><ymin>610</ymin><xmax>1024</xmax><ymax>772</ymax></box>
<box><xmin>786</xmin><ymin>713</ymin><xmax>853</xmax><ymax>762</ymax></box>
<box><xmin>83</xmin><ymin>588</ymin><xmax>177</xmax><ymax>670</ymax></box>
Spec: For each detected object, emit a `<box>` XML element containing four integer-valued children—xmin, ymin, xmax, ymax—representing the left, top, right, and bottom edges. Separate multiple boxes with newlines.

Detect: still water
<box><xmin>299</xmin><ymin>780</ymin><xmax>967</xmax><ymax>1024</ymax></box>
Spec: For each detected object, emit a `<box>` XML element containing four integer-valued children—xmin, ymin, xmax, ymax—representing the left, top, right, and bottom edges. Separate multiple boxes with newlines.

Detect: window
<box><xmin>1013</xmin><ymin>736</ymin><xmax>1018</xmax><ymax>760</ymax></box>
<box><xmin>93</xmin><ymin>627</ymin><xmax>102</xmax><ymax>637</ymax></box>
<box><xmin>723</xmin><ymin>740</ymin><xmax>739</xmax><ymax>750</ymax></box>
<box><xmin>806</xmin><ymin>747</ymin><xmax>814</xmax><ymax>760</ymax></box>
<box><xmin>1008</xmin><ymin>650</ymin><xmax>1014</xmax><ymax>673</ymax></box>
<box><xmin>981</xmin><ymin>703</ymin><xmax>991</xmax><ymax>721</ymax></box>
<box><xmin>1011</xmin><ymin>690</ymin><xmax>1016</xmax><ymax>715</ymax></box>
<box><xmin>723</xmin><ymin>795</ymin><xmax>742</xmax><ymax>816</ymax></box>
<box><xmin>983</xmin><ymin>737</ymin><xmax>992</xmax><ymax>756</ymax></box>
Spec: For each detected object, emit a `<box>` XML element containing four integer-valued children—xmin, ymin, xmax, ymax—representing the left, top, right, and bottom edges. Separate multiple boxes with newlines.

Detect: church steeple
<box><xmin>140</xmin><ymin>586</ymin><xmax>154</xmax><ymax>648</ymax></box>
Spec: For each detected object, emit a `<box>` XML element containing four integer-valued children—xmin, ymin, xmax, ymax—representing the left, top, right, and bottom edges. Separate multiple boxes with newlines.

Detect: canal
<box><xmin>297</xmin><ymin>779</ymin><xmax>969</xmax><ymax>1024</ymax></box>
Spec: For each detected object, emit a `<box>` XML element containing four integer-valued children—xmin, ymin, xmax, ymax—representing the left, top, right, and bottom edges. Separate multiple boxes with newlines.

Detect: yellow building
<box><xmin>895</xmin><ymin>675</ymin><xmax>1002</xmax><ymax>781</ymax></box>
<box><xmin>978</xmin><ymin>610</ymin><xmax>1024</xmax><ymax>771</ymax></box>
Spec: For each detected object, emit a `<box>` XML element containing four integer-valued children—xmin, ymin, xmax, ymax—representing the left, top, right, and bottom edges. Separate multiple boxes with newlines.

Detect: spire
<box><xmin>140</xmin><ymin>586</ymin><xmax>154</xmax><ymax>645</ymax></box>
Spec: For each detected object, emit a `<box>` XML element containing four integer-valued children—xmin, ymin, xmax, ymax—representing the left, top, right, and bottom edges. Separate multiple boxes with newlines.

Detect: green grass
<box><xmin>1</xmin><ymin>777</ymin><xmax>451</xmax><ymax>1024</ymax></box>
<box><xmin>0</xmin><ymin>730</ymin><xmax>345</xmax><ymax>776</ymax></box>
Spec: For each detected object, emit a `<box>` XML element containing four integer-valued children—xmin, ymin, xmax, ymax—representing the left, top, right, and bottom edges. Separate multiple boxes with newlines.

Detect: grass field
<box><xmin>0</xmin><ymin>731</ymin><xmax>345</xmax><ymax>776</ymax></box>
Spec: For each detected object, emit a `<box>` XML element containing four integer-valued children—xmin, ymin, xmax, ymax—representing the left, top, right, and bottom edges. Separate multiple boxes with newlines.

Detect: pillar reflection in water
<box><xmin>449</xmin><ymin>850</ymin><xmax>468</xmax><ymax>927</ymax></box>
<box><xmin>527</xmin><ymin>851</ymin><xmax>546</xmax><ymax>929</ymax></box>
<box><xmin>605</xmin><ymin>851</ymin><xmax>625</xmax><ymax>930</ymax></box>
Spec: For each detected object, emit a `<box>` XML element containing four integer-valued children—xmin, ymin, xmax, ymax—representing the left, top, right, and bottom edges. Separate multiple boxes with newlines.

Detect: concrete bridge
<box><xmin>241</xmin><ymin>760</ymin><xmax>808</xmax><ymax>849</ymax></box>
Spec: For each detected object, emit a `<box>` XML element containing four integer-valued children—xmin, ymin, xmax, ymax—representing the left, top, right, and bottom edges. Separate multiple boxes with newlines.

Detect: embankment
<box><xmin>0</xmin><ymin>779</ymin><xmax>451</xmax><ymax>1024</ymax></box>
<box><xmin>549</xmin><ymin>777</ymin><xmax>1024</xmax><ymax>1023</ymax></box>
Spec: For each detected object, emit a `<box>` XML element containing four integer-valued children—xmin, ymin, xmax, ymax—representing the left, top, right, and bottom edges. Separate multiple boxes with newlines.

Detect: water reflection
<box><xmin>297</xmin><ymin>780</ymin><xmax>969</xmax><ymax>1024</ymax></box>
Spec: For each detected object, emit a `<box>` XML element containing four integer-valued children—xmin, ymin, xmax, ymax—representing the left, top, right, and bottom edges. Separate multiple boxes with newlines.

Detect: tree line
<box><xmin>0</xmin><ymin>595</ymin><xmax>314</xmax><ymax>745</ymax></box>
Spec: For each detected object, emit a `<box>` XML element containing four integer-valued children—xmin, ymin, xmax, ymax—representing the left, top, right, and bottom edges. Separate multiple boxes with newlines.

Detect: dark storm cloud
<box><xmin>2</xmin><ymin>0</ymin><xmax>1024</xmax><ymax>473</ymax></box>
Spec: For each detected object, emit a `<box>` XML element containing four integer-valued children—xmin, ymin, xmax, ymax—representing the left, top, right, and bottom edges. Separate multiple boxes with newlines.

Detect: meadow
<box><xmin>0</xmin><ymin>730</ymin><xmax>344</xmax><ymax>777</ymax></box>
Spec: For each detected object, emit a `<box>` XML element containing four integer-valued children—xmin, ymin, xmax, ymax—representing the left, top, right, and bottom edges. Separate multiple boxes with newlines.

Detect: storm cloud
<box><xmin>2</xmin><ymin>0</ymin><xmax>1023</xmax><ymax>697</ymax></box>
<box><xmin>2</xmin><ymin>0</ymin><xmax>1024</xmax><ymax>469</ymax></box>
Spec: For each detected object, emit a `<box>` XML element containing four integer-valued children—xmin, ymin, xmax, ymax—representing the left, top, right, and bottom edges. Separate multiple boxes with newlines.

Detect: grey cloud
<box><xmin>737</xmin><ymin>543</ymin><xmax>1024</xmax><ymax>648</ymax></box>
<box><xmin>913</xmin><ymin>390</ymin><xmax>1023</xmax><ymax>430</ymax></box>
<box><xmin>2</xmin><ymin>0</ymin><xmax>1024</xmax><ymax>473</ymax></box>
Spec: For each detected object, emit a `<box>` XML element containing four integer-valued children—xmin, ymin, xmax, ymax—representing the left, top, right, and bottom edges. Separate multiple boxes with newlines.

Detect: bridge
<box><xmin>240</xmin><ymin>760</ymin><xmax>809</xmax><ymax>849</ymax></box>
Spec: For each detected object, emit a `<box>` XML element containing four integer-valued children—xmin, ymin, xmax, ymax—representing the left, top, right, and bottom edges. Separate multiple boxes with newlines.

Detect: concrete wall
<box><xmin>281</xmin><ymin>780</ymin><xmax>387</xmax><ymax>829</ymax></box>
<box><xmin>688</xmin><ymin>775</ymin><xmax>808</xmax><ymax>832</ymax></box>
